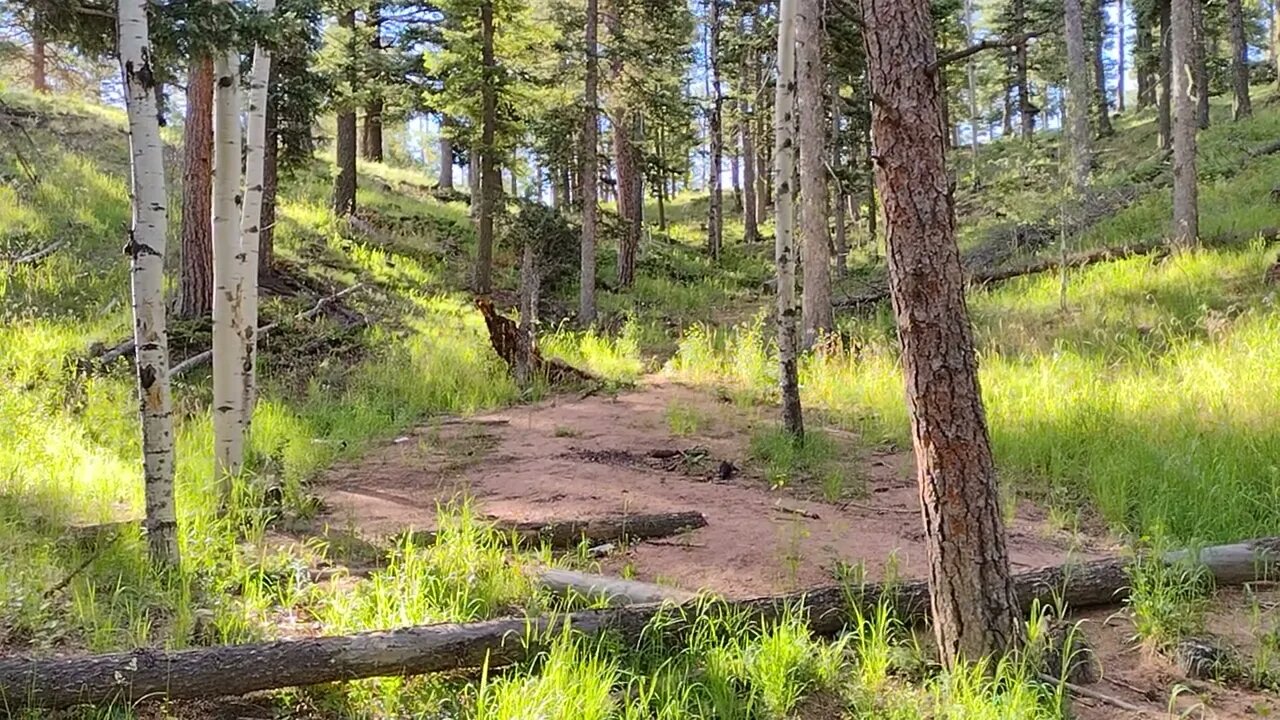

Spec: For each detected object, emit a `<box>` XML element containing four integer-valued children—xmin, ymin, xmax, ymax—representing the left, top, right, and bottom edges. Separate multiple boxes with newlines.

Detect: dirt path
<box><xmin>318</xmin><ymin>377</ymin><xmax>1111</xmax><ymax>597</ymax></box>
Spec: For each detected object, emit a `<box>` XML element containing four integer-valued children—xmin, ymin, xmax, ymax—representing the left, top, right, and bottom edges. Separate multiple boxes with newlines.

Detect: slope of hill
<box><xmin>4</xmin><ymin>84</ymin><xmax>1280</xmax><ymax>717</ymax></box>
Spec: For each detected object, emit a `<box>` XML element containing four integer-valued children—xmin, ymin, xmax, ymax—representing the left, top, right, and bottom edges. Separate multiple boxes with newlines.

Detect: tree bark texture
<box><xmin>333</xmin><ymin>11</ymin><xmax>358</xmax><ymax>217</ymax></box>
<box><xmin>1136</xmin><ymin>4</ymin><xmax>1154</xmax><ymax>109</ymax></box>
<box><xmin>1171</xmin><ymin>0</ymin><xmax>1199</xmax><ymax>248</ymax></box>
<box><xmin>1065</xmin><ymin>0</ymin><xmax>1093</xmax><ymax>191</ymax></box>
<box><xmin>605</xmin><ymin>0</ymin><xmax>640</xmax><ymax>287</ymax></box>
<box><xmin>797</xmin><ymin>0</ymin><xmax>831</xmax><ymax>346</ymax></box>
<box><xmin>1014</xmin><ymin>0</ymin><xmax>1034</xmax><ymax>138</ymax></box>
<box><xmin>580</xmin><ymin>0</ymin><xmax>600</xmax><ymax>325</ymax></box>
<box><xmin>1190</xmin><ymin>0</ymin><xmax>1209</xmax><ymax>129</ymax></box>
<box><xmin>1228</xmin><ymin>0</ymin><xmax>1252</xmax><ymax>120</ymax></box>
<box><xmin>212</xmin><ymin>16</ymin><xmax>246</xmax><ymax>484</ymax></box>
<box><xmin>237</xmin><ymin>0</ymin><xmax>276</xmax><ymax>434</ymax></box>
<box><xmin>774</xmin><ymin>0</ymin><xmax>803</xmax><ymax>438</ymax></box>
<box><xmin>831</xmin><ymin>90</ymin><xmax>847</xmax><ymax>274</ymax></box>
<box><xmin>707</xmin><ymin>0</ymin><xmax>723</xmax><ymax>260</ymax></box>
<box><xmin>475</xmin><ymin>0</ymin><xmax>498</xmax><ymax>295</ymax></box>
<box><xmin>178</xmin><ymin>55</ymin><xmax>214</xmax><ymax>319</ymax></box>
<box><xmin>740</xmin><ymin>48</ymin><xmax>759</xmax><ymax>244</ymax></box>
<box><xmin>361</xmin><ymin>2</ymin><xmax>384</xmax><ymax>162</ymax></box>
<box><xmin>119</xmin><ymin>0</ymin><xmax>179</xmax><ymax>568</ymax></box>
<box><xmin>1117</xmin><ymin>0</ymin><xmax>1126</xmax><ymax>112</ymax></box>
<box><xmin>1090</xmin><ymin>0</ymin><xmax>1114</xmax><ymax>137</ymax></box>
<box><xmin>439</xmin><ymin>132</ymin><xmax>454</xmax><ymax>190</ymax></box>
<box><xmin>1157</xmin><ymin>0</ymin><xmax>1172</xmax><ymax>149</ymax></box>
<box><xmin>260</xmin><ymin>69</ymin><xmax>278</xmax><ymax>274</ymax></box>
<box><xmin>862</xmin><ymin>0</ymin><xmax>1021</xmax><ymax>665</ymax></box>
<box><xmin>32</xmin><ymin>26</ymin><xmax>48</xmax><ymax>92</ymax></box>
<box><xmin>8</xmin><ymin>537</ymin><xmax>1277</xmax><ymax>710</ymax></box>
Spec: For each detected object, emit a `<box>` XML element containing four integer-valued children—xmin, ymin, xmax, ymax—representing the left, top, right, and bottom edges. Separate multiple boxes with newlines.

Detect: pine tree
<box><xmin>1227</xmin><ymin>0</ymin><xmax>1251</xmax><ymax>120</ymax></box>
<box><xmin>862</xmin><ymin>0</ymin><xmax>1020</xmax><ymax>664</ymax></box>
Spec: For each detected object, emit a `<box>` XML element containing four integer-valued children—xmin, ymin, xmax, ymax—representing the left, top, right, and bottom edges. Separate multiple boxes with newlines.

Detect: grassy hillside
<box><xmin>3</xmin><ymin>81</ymin><xmax>1280</xmax><ymax>717</ymax></box>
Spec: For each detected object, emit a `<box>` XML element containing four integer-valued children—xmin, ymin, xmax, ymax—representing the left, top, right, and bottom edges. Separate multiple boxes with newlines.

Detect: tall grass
<box><xmin>670</xmin><ymin>243</ymin><xmax>1280</xmax><ymax>543</ymax></box>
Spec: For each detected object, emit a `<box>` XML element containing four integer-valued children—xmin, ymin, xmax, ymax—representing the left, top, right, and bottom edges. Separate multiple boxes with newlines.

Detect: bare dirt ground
<box><xmin>304</xmin><ymin>377</ymin><xmax>1280</xmax><ymax>717</ymax></box>
<box><xmin>317</xmin><ymin>376</ymin><xmax>1111</xmax><ymax>597</ymax></box>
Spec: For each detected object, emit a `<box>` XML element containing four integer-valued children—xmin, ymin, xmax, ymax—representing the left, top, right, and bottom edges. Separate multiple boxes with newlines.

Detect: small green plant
<box><xmin>749</xmin><ymin>427</ymin><xmax>839</xmax><ymax>489</ymax></box>
<box><xmin>553</xmin><ymin>425</ymin><xmax>580</xmax><ymax>438</ymax></box>
<box><xmin>665</xmin><ymin>401</ymin><xmax>708</xmax><ymax>436</ymax></box>
<box><xmin>1124</xmin><ymin>548</ymin><xmax>1213</xmax><ymax>651</ymax></box>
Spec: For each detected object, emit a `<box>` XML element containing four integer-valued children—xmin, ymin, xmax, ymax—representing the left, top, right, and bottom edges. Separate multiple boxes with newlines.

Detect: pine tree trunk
<box><xmin>1136</xmin><ymin>6</ymin><xmax>1154</xmax><ymax>109</ymax></box>
<box><xmin>476</xmin><ymin>0</ymin><xmax>498</xmax><ymax>295</ymax></box>
<box><xmin>1228</xmin><ymin>0</ymin><xmax>1252</xmax><ymax>120</ymax></box>
<box><xmin>1171</xmin><ymin>0</ymin><xmax>1199</xmax><ymax>248</ymax></box>
<box><xmin>579</xmin><ymin>0</ymin><xmax>599</xmax><ymax>325</ymax></box>
<box><xmin>1190</xmin><ymin>0</ymin><xmax>1209</xmax><ymax>129</ymax></box>
<box><xmin>964</xmin><ymin>0</ymin><xmax>980</xmax><ymax>161</ymax></box>
<box><xmin>31</xmin><ymin>26</ymin><xmax>48</xmax><ymax>92</ymax></box>
<box><xmin>1014</xmin><ymin>0</ymin><xmax>1034</xmax><ymax>138</ymax></box>
<box><xmin>212</xmin><ymin>20</ymin><xmax>246</xmax><ymax>484</ymax></box>
<box><xmin>797</xmin><ymin>0</ymin><xmax>831</xmax><ymax>346</ymax></box>
<box><xmin>707</xmin><ymin>0</ymin><xmax>724</xmax><ymax>260</ymax></box>
<box><xmin>1117</xmin><ymin>0</ymin><xmax>1126</xmax><ymax>112</ymax></box>
<box><xmin>362</xmin><ymin>99</ymin><xmax>384</xmax><ymax>162</ymax></box>
<box><xmin>774</xmin><ymin>0</ymin><xmax>803</xmax><ymax>438</ymax></box>
<box><xmin>260</xmin><ymin>69</ymin><xmax>278</xmax><ymax>274</ymax></box>
<box><xmin>730</xmin><ymin>151</ymin><xmax>742</xmax><ymax>213</ymax></box>
<box><xmin>608</xmin><ymin>12</ymin><xmax>641</xmax><ymax>287</ymax></box>
<box><xmin>1091</xmin><ymin>0</ymin><xmax>1114</xmax><ymax>137</ymax></box>
<box><xmin>831</xmin><ymin>91</ymin><xmax>846</xmax><ymax>276</ymax></box>
<box><xmin>740</xmin><ymin>49</ymin><xmax>759</xmax><ymax>243</ymax></box>
<box><xmin>333</xmin><ymin>10</ymin><xmax>357</xmax><ymax>216</ymax></box>
<box><xmin>361</xmin><ymin>2</ymin><xmax>384</xmax><ymax>162</ymax></box>
<box><xmin>178</xmin><ymin>55</ymin><xmax>214</xmax><ymax>320</ymax></box>
<box><xmin>238</xmin><ymin>0</ymin><xmax>275</xmax><ymax>433</ymax></box>
<box><xmin>1157</xmin><ymin>0</ymin><xmax>1172</xmax><ymax>150</ymax></box>
<box><xmin>438</xmin><ymin>132</ymin><xmax>454</xmax><ymax>190</ymax></box>
<box><xmin>1065</xmin><ymin>0</ymin><xmax>1093</xmax><ymax>190</ymax></box>
<box><xmin>1002</xmin><ymin>55</ymin><xmax>1015</xmax><ymax>135</ymax></box>
<box><xmin>469</xmin><ymin>146</ymin><xmax>481</xmax><ymax>218</ymax></box>
<box><xmin>863</xmin><ymin>0</ymin><xmax>1022</xmax><ymax>664</ymax></box>
<box><xmin>118</xmin><ymin>0</ymin><xmax>180</xmax><ymax>568</ymax></box>
<box><xmin>754</xmin><ymin>43</ymin><xmax>771</xmax><ymax>223</ymax></box>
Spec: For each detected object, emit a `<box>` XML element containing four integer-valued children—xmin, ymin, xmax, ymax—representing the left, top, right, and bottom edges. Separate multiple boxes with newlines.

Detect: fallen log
<box><xmin>169</xmin><ymin>284</ymin><xmax>366</xmax><ymax>376</ymax></box>
<box><xmin>409</xmin><ymin>510</ymin><xmax>709</xmax><ymax>550</ymax></box>
<box><xmin>4</xmin><ymin>239</ymin><xmax>63</xmax><ymax>266</ymax></box>
<box><xmin>3</xmin><ymin>537</ymin><xmax>1276</xmax><ymax>709</ymax></box>
<box><xmin>82</xmin><ymin>284</ymin><xmax>365</xmax><ymax>377</ymax></box>
<box><xmin>536</xmin><ymin>568</ymin><xmax>695</xmax><ymax>605</ymax></box>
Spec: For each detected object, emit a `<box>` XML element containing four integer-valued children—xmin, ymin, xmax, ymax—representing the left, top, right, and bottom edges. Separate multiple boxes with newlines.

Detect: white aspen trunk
<box><xmin>774</xmin><ymin>0</ymin><xmax>803</xmax><ymax>437</ymax></box>
<box><xmin>212</xmin><ymin>18</ymin><xmax>245</xmax><ymax>488</ymax></box>
<box><xmin>238</xmin><ymin>0</ymin><xmax>276</xmax><ymax>436</ymax></box>
<box><xmin>118</xmin><ymin>0</ymin><xmax>179</xmax><ymax>567</ymax></box>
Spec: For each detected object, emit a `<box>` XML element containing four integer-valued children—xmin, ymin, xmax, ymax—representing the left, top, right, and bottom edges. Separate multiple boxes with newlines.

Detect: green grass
<box><xmin>7</xmin><ymin>73</ymin><xmax>1280</xmax><ymax>717</ymax></box>
<box><xmin>672</xmin><ymin>241</ymin><xmax>1280</xmax><ymax>542</ymax></box>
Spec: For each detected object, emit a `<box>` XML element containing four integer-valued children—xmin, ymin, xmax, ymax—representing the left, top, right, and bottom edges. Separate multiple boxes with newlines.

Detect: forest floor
<box><xmin>7</xmin><ymin>85</ymin><xmax>1280</xmax><ymax>718</ymax></box>
<box><xmin>318</xmin><ymin>377</ymin><xmax>1104</xmax><ymax>597</ymax></box>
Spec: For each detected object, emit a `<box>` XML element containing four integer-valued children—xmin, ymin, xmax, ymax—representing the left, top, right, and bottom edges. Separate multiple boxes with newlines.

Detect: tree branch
<box><xmin>930</xmin><ymin>30</ymin><xmax>1049</xmax><ymax>72</ymax></box>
